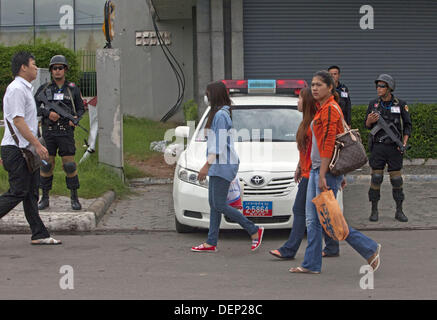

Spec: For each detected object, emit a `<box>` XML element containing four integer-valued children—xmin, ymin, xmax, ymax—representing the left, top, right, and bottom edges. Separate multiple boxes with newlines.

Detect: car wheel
<box><xmin>175</xmin><ymin>216</ymin><xmax>197</xmax><ymax>233</ymax></box>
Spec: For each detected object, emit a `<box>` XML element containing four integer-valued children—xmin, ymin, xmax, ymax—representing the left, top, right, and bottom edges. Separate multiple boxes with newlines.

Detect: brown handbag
<box><xmin>312</xmin><ymin>189</ymin><xmax>349</xmax><ymax>241</ymax></box>
<box><xmin>6</xmin><ymin>120</ymin><xmax>44</xmax><ymax>173</ymax></box>
<box><xmin>328</xmin><ymin>104</ymin><xmax>368</xmax><ymax>176</ymax></box>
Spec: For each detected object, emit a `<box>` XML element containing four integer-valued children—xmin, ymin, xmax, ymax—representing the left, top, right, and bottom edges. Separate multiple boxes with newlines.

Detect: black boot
<box><xmin>70</xmin><ymin>189</ymin><xmax>82</xmax><ymax>211</ymax></box>
<box><xmin>395</xmin><ymin>200</ymin><xmax>408</xmax><ymax>222</ymax></box>
<box><xmin>369</xmin><ymin>201</ymin><xmax>379</xmax><ymax>222</ymax></box>
<box><xmin>38</xmin><ymin>189</ymin><xmax>50</xmax><ymax>210</ymax></box>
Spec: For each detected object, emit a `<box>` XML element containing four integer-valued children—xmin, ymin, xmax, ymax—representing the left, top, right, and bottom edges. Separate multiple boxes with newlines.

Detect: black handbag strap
<box><xmin>5</xmin><ymin>119</ymin><xmax>20</xmax><ymax>147</ymax></box>
<box><xmin>6</xmin><ymin>118</ymin><xmax>42</xmax><ymax>144</ymax></box>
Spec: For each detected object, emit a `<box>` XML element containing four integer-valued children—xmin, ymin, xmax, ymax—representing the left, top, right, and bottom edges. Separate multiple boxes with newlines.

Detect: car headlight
<box><xmin>178</xmin><ymin>167</ymin><xmax>209</xmax><ymax>188</ymax></box>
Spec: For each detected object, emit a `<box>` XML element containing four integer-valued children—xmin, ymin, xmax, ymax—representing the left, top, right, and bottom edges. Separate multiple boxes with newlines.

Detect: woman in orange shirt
<box><xmin>269</xmin><ymin>87</ymin><xmax>316</xmax><ymax>259</ymax></box>
<box><xmin>290</xmin><ymin>71</ymin><xmax>381</xmax><ymax>274</ymax></box>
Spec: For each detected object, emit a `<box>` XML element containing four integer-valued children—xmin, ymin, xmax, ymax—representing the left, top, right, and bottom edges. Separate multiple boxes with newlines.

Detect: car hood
<box><xmin>178</xmin><ymin>141</ymin><xmax>299</xmax><ymax>172</ymax></box>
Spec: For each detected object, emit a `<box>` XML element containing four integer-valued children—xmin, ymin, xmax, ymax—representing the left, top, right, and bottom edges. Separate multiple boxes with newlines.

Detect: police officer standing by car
<box><xmin>34</xmin><ymin>55</ymin><xmax>85</xmax><ymax>210</ymax></box>
<box><xmin>328</xmin><ymin>65</ymin><xmax>352</xmax><ymax>126</ymax></box>
<box><xmin>365</xmin><ymin>74</ymin><xmax>412</xmax><ymax>222</ymax></box>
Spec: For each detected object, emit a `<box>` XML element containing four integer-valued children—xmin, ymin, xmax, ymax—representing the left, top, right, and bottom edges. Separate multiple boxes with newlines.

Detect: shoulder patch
<box><xmin>68</xmin><ymin>82</ymin><xmax>76</xmax><ymax>87</ymax></box>
<box><xmin>404</xmin><ymin>105</ymin><xmax>409</xmax><ymax>112</ymax></box>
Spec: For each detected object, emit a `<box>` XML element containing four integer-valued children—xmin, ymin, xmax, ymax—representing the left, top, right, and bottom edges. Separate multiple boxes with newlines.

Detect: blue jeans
<box><xmin>278</xmin><ymin>177</ymin><xmax>308</xmax><ymax>258</ymax></box>
<box><xmin>207</xmin><ymin>176</ymin><xmax>259</xmax><ymax>246</ymax></box>
<box><xmin>302</xmin><ymin>168</ymin><xmax>378</xmax><ymax>272</ymax></box>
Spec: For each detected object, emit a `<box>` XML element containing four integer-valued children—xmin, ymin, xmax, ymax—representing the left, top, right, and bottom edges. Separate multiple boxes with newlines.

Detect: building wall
<box><xmin>112</xmin><ymin>0</ymin><xmax>193</xmax><ymax>122</ymax></box>
<box><xmin>195</xmin><ymin>0</ymin><xmax>244</xmax><ymax>115</ymax></box>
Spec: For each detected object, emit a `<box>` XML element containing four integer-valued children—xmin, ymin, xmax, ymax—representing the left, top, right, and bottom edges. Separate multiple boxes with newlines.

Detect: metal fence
<box><xmin>77</xmin><ymin>50</ymin><xmax>97</xmax><ymax>97</ymax></box>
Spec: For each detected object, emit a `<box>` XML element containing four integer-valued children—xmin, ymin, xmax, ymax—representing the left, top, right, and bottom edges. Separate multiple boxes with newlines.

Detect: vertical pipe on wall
<box><xmin>210</xmin><ymin>0</ymin><xmax>224</xmax><ymax>81</ymax></box>
<box><xmin>223</xmin><ymin>0</ymin><xmax>232</xmax><ymax>79</ymax></box>
<box><xmin>33</xmin><ymin>0</ymin><xmax>36</xmax><ymax>45</ymax></box>
<box><xmin>73</xmin><ymin>0</ymin><xmax>76</xmax><ymax>50</ymax></box>
<box><xmin>195</xmin><ymin>0</ymin><xmax>212</xmax><ymax>115</ymax></box>
<box><xmin>192</xmin><ymin>6</ymin><xmax>198</xmax><ymax>104</ymax></box>
<box><xmin>231</xmin><ymin>0</ymin><xmax>244</xmax><ymax>79</ymax></box>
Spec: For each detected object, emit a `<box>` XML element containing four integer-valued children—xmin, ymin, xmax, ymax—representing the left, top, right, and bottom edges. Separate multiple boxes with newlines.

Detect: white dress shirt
<box><xmin>1</xmin><ymin>76</ymin><xmax>38</xmax><ymax>148</ymax></box>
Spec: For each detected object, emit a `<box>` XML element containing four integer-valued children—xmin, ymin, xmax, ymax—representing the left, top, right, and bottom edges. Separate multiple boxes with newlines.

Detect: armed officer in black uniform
<box><xmin>365</xmin><ymin>74</ymin><xmax>412</xmax><ymax>222</ymax></box>
<box><xmin>34</xmin><ymin>55</ymin><xmax>85</xmax><ymax>210</ymax></box>
<box><xmin>328</xmin><ymin>65</ymin><xmax>352</xmax><ymax>126</ymax></box>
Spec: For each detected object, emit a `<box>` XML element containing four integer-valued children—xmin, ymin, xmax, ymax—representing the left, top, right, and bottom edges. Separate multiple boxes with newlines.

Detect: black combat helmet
<box><xmin>375</xmin><ymin>74</ymin><xmax>395</xmax><ymax>91</ymax></box>
<box><xmin>49</xmin><ymin>55</ymin><xmax>69</xmax><ymax>69</ymax></box>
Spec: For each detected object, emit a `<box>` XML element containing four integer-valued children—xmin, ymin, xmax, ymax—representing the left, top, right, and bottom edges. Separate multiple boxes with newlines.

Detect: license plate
<box><xmin>243</xmin><ymin>201</ymin><xmax>272</xmax><ymax>217</ymax></box>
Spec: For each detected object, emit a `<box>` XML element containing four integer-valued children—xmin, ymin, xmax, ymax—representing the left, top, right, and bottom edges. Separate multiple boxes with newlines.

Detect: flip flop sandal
<box><xmin>31</xmin><ymin>237</ymin><xmax>62</xmax><ymax>245</ymax></box>
<box><xmin>269</xmin><ymin>250</ymin><xmax>294</xmax><ymax>260</ymax></box>
<box><xmin>368</xmin><ymin>244</ymin><xmax>382</xmax><ymax>272</ymax></box>
<box><xmin>289</xmin><ymin>266</ymin><xmax>320</xmax><ymax>274</ymax></box>
<box><xmin>322</xmin><ymin>252</ymin><xmax>340</xmax><ymax>257</ymax></box>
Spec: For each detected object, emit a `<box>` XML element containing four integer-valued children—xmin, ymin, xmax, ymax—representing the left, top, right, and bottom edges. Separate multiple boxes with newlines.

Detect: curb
<box><xmin>88</xmin><ymin>190</ymin><xmax>116</xmax><ymax>224</ymax></box>
<box><xmin>403</xmin><ymin>159</ymin><xmax>437</xmax><ymax>166</ymax></box>
<box><xmin>360</xmin><ymin>160</ymin><xmax>437</xmax><ymax>167</ymax></box>
<box><xmin>0</xmin><ymin>211</ymin><xmax>97</xmax><ymax>233</ymax></box>
<box><xmin>0</xmin><ymin>191</ymin><xmax>116</xmax><ymax>233</ymax></box>
<box><xmin>346</xmin><ymin>174</ymin><xmax>437</xmax><ymax>184</ymax></box>
<box><xmin>129</xmin><ymin>177</ymin><xmax>173</xmax><ymax>186</ymax></box>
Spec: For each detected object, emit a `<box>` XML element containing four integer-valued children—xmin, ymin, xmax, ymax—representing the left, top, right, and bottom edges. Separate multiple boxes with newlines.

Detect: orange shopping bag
<box><xmin>312</xmin><ymin>189</ymin><xmax>349</xmax><ymax>241</ymax></box>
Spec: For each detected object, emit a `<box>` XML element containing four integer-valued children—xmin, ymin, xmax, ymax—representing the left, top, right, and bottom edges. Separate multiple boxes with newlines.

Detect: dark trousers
<box><xmin>368</xmin><ymin>143</ymin><xmax>405</xmax><ymax>202</ymax></box>
<box><xmin>43</xmin><ymin>132</ymin><xmax>76</xmax><ymax>157</ymax></box>
<box><xmin>0</xmin><ymin>145</ymin><xmax>50</xmax><ymax>240</ymax></box>
<box><xmin>278</xmin><ymin>177</ymin><xmax>308</xmax><ymax>258</ymax></box>
<box><xmin>369</xmin><ymin>143</ymin><xmax>403</xmax><ymax>172</ymax></box>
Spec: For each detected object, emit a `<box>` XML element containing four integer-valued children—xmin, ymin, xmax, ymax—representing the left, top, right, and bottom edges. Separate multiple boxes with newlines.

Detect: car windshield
<box><xmin>195</xmin><ymin>106</ymin><xmax>301</xmax><ymax>142</ymax></box>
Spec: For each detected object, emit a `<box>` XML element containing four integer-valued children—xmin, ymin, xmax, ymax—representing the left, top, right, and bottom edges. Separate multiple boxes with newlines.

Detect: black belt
<box><xmin>375</xmin><ymin>139</ymin><xmax>396</xmax><ymax>145</ymax></box>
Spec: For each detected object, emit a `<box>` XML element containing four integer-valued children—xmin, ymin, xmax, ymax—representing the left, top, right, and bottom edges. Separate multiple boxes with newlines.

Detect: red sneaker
<box><xmin>191</xmin><ymin>243</ymin><xmax>217</xmax><ymax>253</ymax></box>
<box><xmin>251</xmin><ymin>227</ymin><xmax>264</xmax><ymax>251</ymax></box>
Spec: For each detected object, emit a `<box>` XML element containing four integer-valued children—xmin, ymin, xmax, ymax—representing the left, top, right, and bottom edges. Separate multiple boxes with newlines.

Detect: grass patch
<box><xmin>123</xmin><ymin>115</ymin><xmax>179</xmax><ymax>161</ymax></box>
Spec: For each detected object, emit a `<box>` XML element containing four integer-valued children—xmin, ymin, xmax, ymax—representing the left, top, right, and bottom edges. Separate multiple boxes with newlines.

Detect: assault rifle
<box><xmin>37</xmin><ymin>92</ymin><xmax>88</xmax><ymax>134</ymax></box>
<box><xmin>370</xmin><ymin>112</ymin><xmax>410</xmax><ymax>156</ymax></box>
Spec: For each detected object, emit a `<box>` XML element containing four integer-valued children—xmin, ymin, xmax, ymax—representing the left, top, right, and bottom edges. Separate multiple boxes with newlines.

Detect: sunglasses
<box><xmin>376</xmin><ymin>84</ymin><xmax>387</xmax><ymax>88</ymax></box>
<box><xmin>52</xmin><ymin>66</ymin><xmax>65</xmax><ymax>71</ymax></box>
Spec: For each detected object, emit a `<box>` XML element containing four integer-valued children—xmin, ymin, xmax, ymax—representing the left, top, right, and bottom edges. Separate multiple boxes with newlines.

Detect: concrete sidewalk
<box><xmin>1</xmin><ymin>165</ymin><xmax>436</xmax><ymax>234</ymax></box>
<box><xmin>0</xmin><ymin>191</ymin><xmax>115</xmax><ymax>233</ymax></box>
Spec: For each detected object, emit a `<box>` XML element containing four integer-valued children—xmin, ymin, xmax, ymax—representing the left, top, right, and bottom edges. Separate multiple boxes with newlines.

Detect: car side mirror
<box><xmin>175</xmin><ymin>126</ymin><xmax>190</xmax><ymax>138</ymax></box>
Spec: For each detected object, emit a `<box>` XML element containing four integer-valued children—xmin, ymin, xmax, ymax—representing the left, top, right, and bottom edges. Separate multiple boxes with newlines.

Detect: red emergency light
<box><xmin>276</xmin><ymin>79</ymin><xmax>308</xmax><ymax>95</ymax></box>
<box><xmin>221</xmin><ymin>80</ymin><xmax>248</xmax><ymax>93</ymax></box>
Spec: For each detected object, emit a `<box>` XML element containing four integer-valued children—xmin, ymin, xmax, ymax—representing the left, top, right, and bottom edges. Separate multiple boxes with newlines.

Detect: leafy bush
<box><xmin>351</xmin><ymin>104</ymin><xmax>437</xmax><ymax>159</ymax></box>
<box><xmin>0</xmin><ymin>39</ymin><xmax>79</xmax><ymax>108</ymax></box>
<box><xmin>182</xmin><ymin>99</ymin><xmax>198</xmax><ymax>123</ymax></box>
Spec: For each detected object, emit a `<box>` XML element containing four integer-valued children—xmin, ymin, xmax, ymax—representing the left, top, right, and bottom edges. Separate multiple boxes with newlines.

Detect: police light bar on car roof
<box><xmin>221</xmin><ymin>79</ymin><xmax>307</xmax><ymax>95</ymax></box>
<box><xmin>221</xmin><ymin>80</ymin><xmax>248</xmax><ymax>93</ymax></box>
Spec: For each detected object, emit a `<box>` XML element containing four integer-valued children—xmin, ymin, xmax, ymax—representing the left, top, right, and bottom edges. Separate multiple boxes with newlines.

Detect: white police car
<box><xmin>172</xmin><ymin>79</ymin><xmax>342</xmax><ymax>232</ymax></box>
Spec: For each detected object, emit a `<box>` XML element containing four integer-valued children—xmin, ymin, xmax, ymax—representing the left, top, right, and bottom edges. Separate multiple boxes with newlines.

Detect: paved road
<box><xmin>96</xmin><ymin>180</ymin><xmax>437</xmax><ymax>232</ymax></box>
<box><xmin>1</xmin><ymin>170</ymin><xmax>436</xmax><ymax>302</ymax></box>
<box><xmin>0</xmin><ymin>230</ymin><xmax>436</xmax><ymax>300</ymax></box>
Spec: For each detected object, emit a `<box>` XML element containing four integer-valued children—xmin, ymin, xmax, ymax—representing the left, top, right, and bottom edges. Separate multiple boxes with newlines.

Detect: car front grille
<box><xmin>224</xmin><ymin>215</ymin><xmax>291</xmax><ymax>224</ymax></box>
<box><xmin>241</xmin><ymin>176</ymin><xmax>294</xmax><ymax>196</ymax></box>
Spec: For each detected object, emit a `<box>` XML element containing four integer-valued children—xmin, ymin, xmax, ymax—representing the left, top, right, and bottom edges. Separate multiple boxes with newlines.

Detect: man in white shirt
<box><xmin>0</xmin><ymin>51</ymin><xmax>61</xmax><ymax>245</ymax></box>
